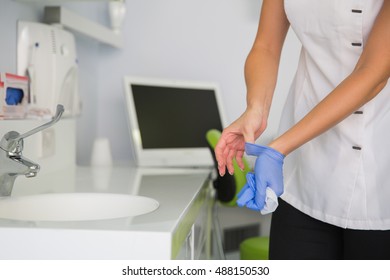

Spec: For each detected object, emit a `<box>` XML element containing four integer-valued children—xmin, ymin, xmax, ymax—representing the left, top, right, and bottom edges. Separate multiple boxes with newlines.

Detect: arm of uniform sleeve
<box><xmin>268</xmin><ymin>0</ymin><xmax>390</xmax><ymax>156</ymax></box>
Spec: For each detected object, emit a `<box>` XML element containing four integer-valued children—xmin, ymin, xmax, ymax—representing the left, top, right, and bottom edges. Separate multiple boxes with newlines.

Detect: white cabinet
<box><xmin>175</xmin><ymin>182</ymin><xmax>214</xmax><ymax>260</ymax></box>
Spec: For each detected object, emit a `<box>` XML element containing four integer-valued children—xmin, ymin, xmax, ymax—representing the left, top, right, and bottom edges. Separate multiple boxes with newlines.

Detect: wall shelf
<box><xmin>44</xmin><ymin>6</ymin><xmax>123</xmax><ymax>48</ymax></box>
<box><xmin>14</xmin><ymin>1</ymin><xmax>124</xmax><ymax>49</ymax></box>
<box><xmin>15</xmin><ymin>0</ymin><xmax>115</xmax><ymax>2</ymax></box>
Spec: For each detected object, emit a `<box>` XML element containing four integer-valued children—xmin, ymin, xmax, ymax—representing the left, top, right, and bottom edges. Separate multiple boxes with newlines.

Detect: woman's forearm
<box><xmin>244</xmin><ymin>45</ymin><xmax>283</xmax><ymax>124</ymax></box>
<box><xmin>243</xmin><ymin>0</ymin><xmax>290</xmax><ymax>128</ymax></box>
<box><xmin>245</xmin><ymin>44</ymin><xmax>283</xmax><ymax>108</ymax></box>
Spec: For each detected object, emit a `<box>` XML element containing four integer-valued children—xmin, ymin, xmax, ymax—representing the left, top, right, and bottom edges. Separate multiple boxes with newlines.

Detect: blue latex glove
<box><xmin>236</xmin><ymin>142</ymin><xmax>285</xmax><ymax>211</ymax></box>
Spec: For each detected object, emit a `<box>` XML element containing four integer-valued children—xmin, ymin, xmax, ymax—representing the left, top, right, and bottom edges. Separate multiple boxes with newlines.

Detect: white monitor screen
<box><xmin>123</xmin><ymin>76</ymin><xmax>227</xmax><ymax>167</ymax></box>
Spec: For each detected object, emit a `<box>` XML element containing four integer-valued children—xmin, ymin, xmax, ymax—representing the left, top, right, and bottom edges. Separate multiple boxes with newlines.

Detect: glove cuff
<box><xmin>245</xmin><ymin>142</ymin><xmax>285</xmax><ymax>162</ymax></box>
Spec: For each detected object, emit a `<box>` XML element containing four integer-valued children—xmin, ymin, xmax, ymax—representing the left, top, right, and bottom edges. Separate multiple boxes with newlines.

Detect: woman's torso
<box><xmin>279</xmin><ymin>0</ymin><xmax>390</xmax><ymax>230</ymax></box>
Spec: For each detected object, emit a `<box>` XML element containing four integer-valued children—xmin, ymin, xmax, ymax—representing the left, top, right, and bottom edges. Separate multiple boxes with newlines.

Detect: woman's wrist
<box><xmin>268</xmin><ymin>137</ymin><xmax>289</xmax><ymax>156</ymax></box>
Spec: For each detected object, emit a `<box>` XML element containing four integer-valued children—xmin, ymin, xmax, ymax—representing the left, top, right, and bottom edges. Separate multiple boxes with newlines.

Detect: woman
<box><xmin>215</xmin><ymin>0</ymin><xmax>390</xmax><ymax>259</ymax></box>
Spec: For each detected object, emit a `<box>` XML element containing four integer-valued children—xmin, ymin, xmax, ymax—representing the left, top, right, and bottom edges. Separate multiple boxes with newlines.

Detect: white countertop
<box><xmin>0</xmin><ymin>165</ymin><xmax>212</xmax><ymax>259</ymax></box>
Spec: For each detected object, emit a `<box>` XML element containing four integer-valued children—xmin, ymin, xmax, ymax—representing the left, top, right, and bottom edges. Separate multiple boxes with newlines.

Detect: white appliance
<box><xmin>17</xmin><ymin>21</ymin><xmax>81</xmax><ymax>117</ymax></box>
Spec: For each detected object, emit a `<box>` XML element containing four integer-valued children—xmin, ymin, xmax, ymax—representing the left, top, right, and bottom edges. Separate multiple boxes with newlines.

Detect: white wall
<box><xmin>0</xmin><ymin>1</ymin><xmax>42</xmax><ymax>71</ymax></box>
<box><xmin>0</xmin><ymin>0</ymin><xmax>301</xmax><ymax>165</ymax></box>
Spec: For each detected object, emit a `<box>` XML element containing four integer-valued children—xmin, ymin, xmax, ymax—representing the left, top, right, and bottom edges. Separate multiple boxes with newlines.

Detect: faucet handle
<box><xmin>0</xmin><ymin>104</ymin><xmax>65</xmax><ymax>154</ymax></box>
<box><xmin>15</xmin><ymin>104</ymin><xmax>64</xmax><ymax>141</ymax></box>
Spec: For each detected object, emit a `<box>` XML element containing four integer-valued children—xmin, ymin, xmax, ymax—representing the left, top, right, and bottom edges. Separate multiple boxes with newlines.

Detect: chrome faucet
<box><xmin>0</xmin><ymin>105</ymin><xmax>64</xmax><ymax>196</ymax></box>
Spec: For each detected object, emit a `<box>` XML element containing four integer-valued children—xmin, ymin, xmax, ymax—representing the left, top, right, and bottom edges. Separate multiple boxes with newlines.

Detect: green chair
<box><xmin>239</xmin><ymin>236</ymin><xmax>270</xmax><ymax>260</ymax></box>
<box><xmin>205</xmin><ymin>129</ymin><xmax>270</xmax><ymax>260</ymax></box>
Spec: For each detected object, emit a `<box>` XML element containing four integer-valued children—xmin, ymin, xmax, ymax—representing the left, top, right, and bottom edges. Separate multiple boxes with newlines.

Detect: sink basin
<box><xmin>0</xmin><ymin>193</ymin><xmax>159</xmax><ymax>222</ymax></box>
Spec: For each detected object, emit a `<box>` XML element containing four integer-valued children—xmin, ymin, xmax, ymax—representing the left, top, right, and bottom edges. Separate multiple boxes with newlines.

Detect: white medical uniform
<box><xmin>279</xmin><ymin>0</ymin><xmax>390</xmax><ymax>230</ymax></box>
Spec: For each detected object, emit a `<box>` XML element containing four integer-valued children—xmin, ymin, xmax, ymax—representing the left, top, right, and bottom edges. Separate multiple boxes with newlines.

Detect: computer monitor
<box><xmin>123</xmin><ymin>76</ymin><xmax>227</xmax><ymax>167</ymax></box>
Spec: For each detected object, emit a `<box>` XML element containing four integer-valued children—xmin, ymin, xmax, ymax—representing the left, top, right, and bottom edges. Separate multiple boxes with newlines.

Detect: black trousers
<box><xmin>269</xmin><ymin>199</ymin><xmax>390</xmax><ymax>260</ymax></box>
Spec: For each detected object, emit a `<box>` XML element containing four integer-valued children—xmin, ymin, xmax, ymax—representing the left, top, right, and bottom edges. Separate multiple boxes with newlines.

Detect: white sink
<box><xmin>0</xmin><ymin>193</ymin><xmax>159</xmax><ymax>222</ymax></box>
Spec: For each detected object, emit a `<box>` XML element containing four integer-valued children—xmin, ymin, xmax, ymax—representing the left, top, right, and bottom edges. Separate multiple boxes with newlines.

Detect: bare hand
<box><xmin>215</xmin><ymin>108</ymin><xmax>266</xmax><ymax>176</ymax></box>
